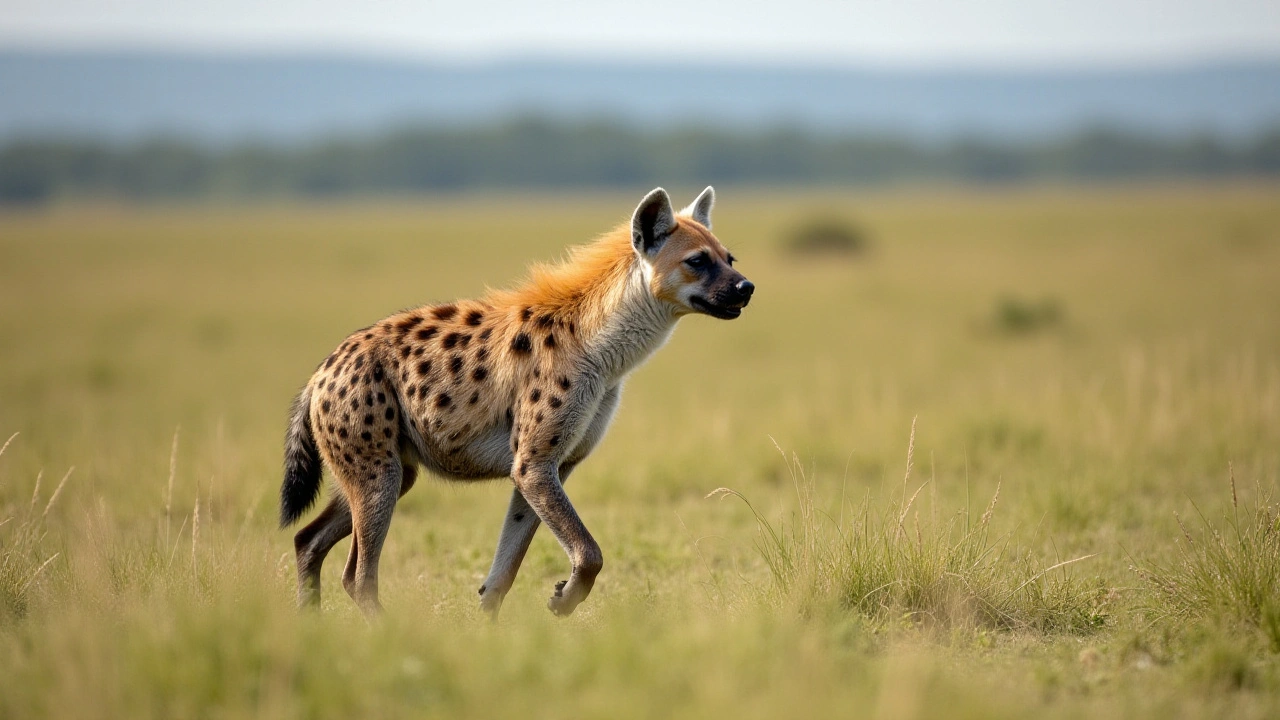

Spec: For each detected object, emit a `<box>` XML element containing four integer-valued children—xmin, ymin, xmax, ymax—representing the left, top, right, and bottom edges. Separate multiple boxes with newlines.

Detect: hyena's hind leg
<box><xmin>342</xmin><ymin>462</ymin><xmax>418</xmax><ymax>605</ymax></box>
<box><xmin>293</xmin><ymin>496</ymin><xmax>353</xmax><ymax>608</ymax></box>
<box><xmin>340</xmin><ymin>459</ymin><xmax>408</xmax><ymax>616</ymax></box>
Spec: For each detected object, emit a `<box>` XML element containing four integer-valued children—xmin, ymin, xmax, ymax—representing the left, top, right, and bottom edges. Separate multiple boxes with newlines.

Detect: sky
<box><xmin>2</xmin><ymin>0</ymin><xmax>1280</xmax><ymax>68</ymax></box>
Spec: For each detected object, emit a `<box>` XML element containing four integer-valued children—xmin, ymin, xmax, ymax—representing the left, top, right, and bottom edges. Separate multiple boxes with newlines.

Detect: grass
<box><xmin>712</xmin><ymin>429</ymin><xmax>1105</xmax><ymax>633</ymax></box>
<box><xmin>1137</xmin><ymin>468</ymin><xmax>1280</xmax><ymax>651</ymax></box>
<box><xmin>1</xmin><ymin>184</ymin><xmax>1279</xmax><ymax>718</ymax></box>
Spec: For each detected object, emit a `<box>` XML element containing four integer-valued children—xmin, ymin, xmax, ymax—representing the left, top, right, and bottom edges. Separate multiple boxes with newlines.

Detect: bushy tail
<box><xmin>280</xmin><ymin>386</ymin><xmax>322</xmax><ymax>528</ymax></box>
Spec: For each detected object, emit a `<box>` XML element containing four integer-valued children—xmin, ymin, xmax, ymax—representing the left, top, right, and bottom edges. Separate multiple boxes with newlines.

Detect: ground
<box><xmin>1</xmin><ymin>184</ymin><xmax>1278</xmax><ymax>718</ymax></box>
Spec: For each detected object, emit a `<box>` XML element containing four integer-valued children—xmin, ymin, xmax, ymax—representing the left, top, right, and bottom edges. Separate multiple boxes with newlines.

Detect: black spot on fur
<box><xmin>521</xmin><ymin>307</ymin><xmax>533</xmax><ymax>321</ymax></box>
<box><xmin>397</xmin><ymin>315</ymin><xmax>423</xmax><ymax>332</ymax></box>
<box><xmin>325</xmin><ymin>355</ymin><xmax>336</xmax><ymax>369</ymax></box>
<box><xmin>535</xmin><ymin>412</ymin><xmax>543</xmax><ymax>423</ymax></box>
<box><xmin>544</xmin><ymin>334</ymin><xmax>557</xmax><ymax>349</ymax></box>
<box><xmin>458</xmin><ymin>334</ymin><xmax>471</xmax><ymax>348</ymax></box>
<box><xmin>558</xmin><ymin>376</ymin><xmax>571</xmax><ymax>390</ymax></box>
<box><xmin>478</xmin><ymin>584</ymin><xmax>487</xmax><ymax>596</ymax></box>
<box><xmin>549</xmin><ymin>397</ymin><xmax>563</xmax><ymax>408</ymax></box>
<box><xmin>436</xmin><ymin>393</ymin><xmax>452</xmax><ymax>408</ymax></box>
<box><xmin>418</xmin><ymin>383</ymin><xmax>430</xmax><ymax>398</ymax></box>
<box><xmin>365</xmin><ymin>394</ymin><xmax>374</xmax><ymax>407</ymax></box>
<box><xmin>465</xmin><ymin>310</ymin><xmax>484</xmax><ymax>326</ymax></box>
<box><xmin>343</xmin><ymin>453</ymin><xmax>354</xmax><ymax>464</ymax></box>
<box><xmin>377</xmin><ymin>392</ymin><xmax>386</xmax><ymax>403</ymax></box>
<box><xmin>364</xmin><ymin>333</ymin><xmax>373</xmax><ymax>340</ymax></box>
<box><xmin>512</xmin><ymin>333</ymin><xmax>532</xmax><ymax>354</ymax></box>
<box><xmin>519</xmin><ymin>462</ymin><xmax>528</xmax><ymax>476</ymax></box>
<box><xmin>476</xmin><ymin>347</ymin><xmax>489</xmax><ymax>362</ymax></box>
<box><xmin>472</xmin><ymin>366</ymin><xmax>488</xmax><ymax>382</ymax></box>
<box><xmin>350</xmin><ymin>398</ymin><xmax>360</xmax><ymax>411</ymax></box>
<box><xmin>529</xmin><ymin>388</ymin><xmax>541</xmax><ymax>403</ymax></box>
<box><xmin>514</xmin><ymin>513</ymin><xmax>525</xmax><ymax>522</ymax></box>
<box><xmin>321</xmin><ymin>400</ymin><xmax>331</xmax><ymax>413</ymax></box>
<box><xmin>413</xmin><ymin>346</ymin><xmax>425</xmax><ymax>357</ymax></box>
<box><xmin>442</xmin><ymin>332</ymin><xmax>461</xmax><ymax>349</ymax></box>
<box><xmin>363</xmin><ymin>414</ymin><xmax>373</xmax><ymax>425</ymax></box>
<box><xmin>433</xmin><ymin>305</ymin><xmax>457</xmax><ymax>321</ymax></box>
<box><xmin>533</xmin><ymin>368</ymin><xmax>541</xmax><ymax>379</ymax></box>
<box><xmin>361</xmin><ymin>431</ymin><xmax>372</xmax><ymax>441</ymax></box>
<box><xmin>469</xmin><ymin>391</ymin><xmax>479</xmax><ymax>404</ymax></box>
<box><xmin>373</xmin><ymin>366</ymin><xmax>384</xmax><ymax>382</ymax></box>
<box><xmin>536</xmin><ymin>314</ymin><xmax>554</xmax><ymax>328</ymax></box>
<box><xmin>450</xmin><ymin>355</ymin><xmax>464</xmax><ymax>374</ymax></box>
<box><xmin>418</xmin><ymin>360</ymin><xmax>432</xmax><ymax>376</ymax></box>
<box><xmin>338</xmin><ymin>428</ymin><xmax>349</xmax><ymax>439</ymax></box>
<box><xmin>385</xmin><ymin>407</ymin><xmax>395</xmax><ymax>420</ymax></box>
<box><xmin>416</xmin><ymin>326</ymin><xmax>438</xmax><ymax>341</ymax></box>
<box><xmin>383</xmin><ymin>427</ymin><xmax>393</xmax><ymax>438</ymax></box>
<box><xmin>407</xmin><ymin>385</ymin><xmax>416</xmax><ymax>398</ymax></box>
<box><xmin>399</xmin><ymin>345</ymin><xmax>412</xmax><ymax>359</ymax></box>
<box><xmin>568</xmin><ymin>322</ymin><xmax>576</xmax><ymax>335</ymax></box>
<box><xmin>479</xmin><ymin>328</ymin><xmax>492</xmax><ymax>342</ymax></box>
<box><xmin>354</xmin><ymin>355</ymin><xmax>365</xmax><ymax>369</ymax></box>
<box><xmin>550</xmin><ymin>435</ymin><xmax>560</xmax><ymax>446</ymax></box>
<box><xmin>338</xmin><ymin>387</ymin><xmax>347</xmax><ymax>400</ymax></box>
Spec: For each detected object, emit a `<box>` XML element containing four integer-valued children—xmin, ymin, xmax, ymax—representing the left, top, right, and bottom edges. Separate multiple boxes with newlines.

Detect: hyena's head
<box><xmin>630</xmin><ymin>186</ymin><xmax>755</xmax><ymax>320</ymax></box>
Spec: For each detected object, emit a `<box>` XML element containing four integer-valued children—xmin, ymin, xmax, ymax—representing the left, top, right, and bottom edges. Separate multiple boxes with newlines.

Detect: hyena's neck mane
<box><xmin>485</xmin><ymin>223</ymin><xmax>678</xmax><ymax>379</ymax></box>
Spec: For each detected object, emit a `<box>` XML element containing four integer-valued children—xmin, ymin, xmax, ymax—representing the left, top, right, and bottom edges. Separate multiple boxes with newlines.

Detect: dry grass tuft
<box><xmin>711</xmin><ymin>429</ymin><xmax>1105</xmax><ymax>634</ymax></box>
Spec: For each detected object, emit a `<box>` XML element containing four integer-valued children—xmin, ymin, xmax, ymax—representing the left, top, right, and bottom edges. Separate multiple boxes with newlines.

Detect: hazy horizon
<box><xmin>4</xmin><ymin>0</ymin><xmax>1279</xmax><ymax>69</ymax></box>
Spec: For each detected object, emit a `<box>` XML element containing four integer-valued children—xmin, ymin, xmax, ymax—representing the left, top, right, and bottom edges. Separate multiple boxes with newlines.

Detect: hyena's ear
<box><xmin>680</xmin><ymin>186</ymin><xmax>715</xmax><ymax>229</ymax></box>
<box><xmin>631</xmin><ymin>187</ymin><xmax>677</xmax><ymax>256</ymax></box>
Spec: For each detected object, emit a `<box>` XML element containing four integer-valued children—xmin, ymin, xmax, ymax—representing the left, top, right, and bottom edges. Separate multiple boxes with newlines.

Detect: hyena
<box><xmin>280</xmin><ymin>186</ymin><xmax>754</xmax><ymax>618</ymax></box>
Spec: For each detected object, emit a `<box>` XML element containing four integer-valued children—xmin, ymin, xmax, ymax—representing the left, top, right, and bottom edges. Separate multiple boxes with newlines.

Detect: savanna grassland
<box><xmin>1</xmin><ymin>185</ymin><xmax>1278</xmax><ymax>719</ymax></box>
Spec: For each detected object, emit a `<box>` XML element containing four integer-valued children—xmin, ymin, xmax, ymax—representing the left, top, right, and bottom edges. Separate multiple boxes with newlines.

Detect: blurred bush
<box><xmin>990</xmin><ymin>296</ymin><xmax>1065</xmax><ymax>336</ymax></box>
<box><xmin>783</xmin><ymin>217</ymin><xmax>871</xmax><ymax>257</ymax></box>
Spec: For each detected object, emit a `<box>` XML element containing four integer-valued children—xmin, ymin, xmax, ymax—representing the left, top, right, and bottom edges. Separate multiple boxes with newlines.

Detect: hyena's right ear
<box><xmin>631</xmin><ymin>187</ymin><xmax>676</xmax><ymax>257</ymax></box>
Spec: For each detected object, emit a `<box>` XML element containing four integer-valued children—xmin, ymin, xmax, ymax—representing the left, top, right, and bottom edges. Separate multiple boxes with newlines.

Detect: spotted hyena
<box><xmin>280</xmin><ymin>187</ymin><xmax>754</xmax><ymax>618</ymax></box>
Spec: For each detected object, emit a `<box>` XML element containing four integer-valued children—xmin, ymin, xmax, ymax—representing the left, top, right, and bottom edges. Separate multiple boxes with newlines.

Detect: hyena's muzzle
<box><xmin>690</xmin><ymin>268</ymin><xmax>754</xmax><ymax>319</ymax></box>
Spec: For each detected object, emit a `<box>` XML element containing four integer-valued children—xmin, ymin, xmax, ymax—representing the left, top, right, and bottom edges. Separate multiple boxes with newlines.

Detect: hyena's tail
<box><xmin>280</xmin><ymin>385</ymin><xmax>322</xmax><ymax>528</ymax></box>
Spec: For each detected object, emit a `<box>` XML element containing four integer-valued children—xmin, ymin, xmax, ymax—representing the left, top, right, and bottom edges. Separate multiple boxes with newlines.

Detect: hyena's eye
<box><xmin>684</xmin><ymin>253</ymin><xmax>710</xmax><ymax>271</ymax></box>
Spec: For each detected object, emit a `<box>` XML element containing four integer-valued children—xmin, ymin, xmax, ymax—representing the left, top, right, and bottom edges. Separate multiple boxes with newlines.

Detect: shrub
<box><xmin>783</xmin><ymin>217</ymin><xmax>870</xmax><ymax>257</ymax></box>
<box><xmin>991</xmin><ymin>295</ymin><xmax>1064</xmax><ymax>336</ymax></box>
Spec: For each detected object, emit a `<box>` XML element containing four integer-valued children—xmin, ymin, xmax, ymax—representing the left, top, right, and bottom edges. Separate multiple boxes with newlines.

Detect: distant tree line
<box><xmin>2</xmin><ymin>118</ymin><xmax>1279</xmax><ymax>202</ymax></box>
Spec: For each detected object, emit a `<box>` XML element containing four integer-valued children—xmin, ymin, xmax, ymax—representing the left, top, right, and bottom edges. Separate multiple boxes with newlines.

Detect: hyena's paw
<box><xmin>478</xmin><ymin>584</ymin><xmax>504</xmax><ymax>620</ymax></box>
<box><xmin>546</xmin><ymin>580</ymin><xmax>578</xmax><ymax>617</ymax></box>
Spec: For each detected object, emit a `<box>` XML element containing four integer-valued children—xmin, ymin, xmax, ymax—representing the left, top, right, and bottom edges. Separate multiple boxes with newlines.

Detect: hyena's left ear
<box><xmin>680</xmin><ymin>186</ymin><xmax>715</xmax><ymax>229</ymax></box>
<box><xmin>631</xmin><ymin>187</ymin><xmax>677</xmax><ymax>256</ymax></box>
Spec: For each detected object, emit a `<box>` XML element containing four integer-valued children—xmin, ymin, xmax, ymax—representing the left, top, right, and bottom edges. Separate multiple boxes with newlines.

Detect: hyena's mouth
<box><xmin>690</xmin><ymin>296</ymin><xmax>744</xmax><ymax>320</ymax></box>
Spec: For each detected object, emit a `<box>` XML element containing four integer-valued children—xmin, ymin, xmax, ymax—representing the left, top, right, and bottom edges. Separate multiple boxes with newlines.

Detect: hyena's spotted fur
<box><xmin>281</xmin><ymin>186</ymin><xmax>754</xmax><ymax>618</ymax></box>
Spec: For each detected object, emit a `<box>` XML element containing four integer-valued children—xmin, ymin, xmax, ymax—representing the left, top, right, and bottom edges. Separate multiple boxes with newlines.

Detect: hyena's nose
<box><xmin>734</xmin><ymin>279</ymin><xmax>755</xmax><ymax>300</ymax></box>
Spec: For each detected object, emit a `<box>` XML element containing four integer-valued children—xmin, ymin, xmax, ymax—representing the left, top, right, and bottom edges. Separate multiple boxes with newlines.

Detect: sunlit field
<box><xmin>2</xmin><ymin>184</ymin><xmax>1278</xmax><ymax>718</ymax></box>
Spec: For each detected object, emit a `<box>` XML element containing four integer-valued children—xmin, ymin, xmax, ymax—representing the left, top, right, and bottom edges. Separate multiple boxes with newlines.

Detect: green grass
<box><xmin>1</xmin><ymin>184</ymin><xmax>1279</xmax><ymax>718</ymax></box>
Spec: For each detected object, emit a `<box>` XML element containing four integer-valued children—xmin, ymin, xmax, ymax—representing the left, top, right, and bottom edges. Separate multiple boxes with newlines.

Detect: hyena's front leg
<box><xmin>511</xmin><ymin>461</ymin><xmax>601</xmax><ymax>617</ymax></box>
<box><xmin>479</xmin><ymin>464</ymin><xmax>578</xmax><ymax>618</ymax></box>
